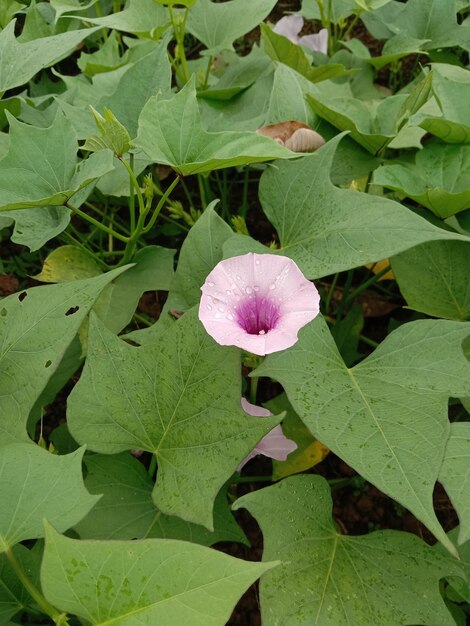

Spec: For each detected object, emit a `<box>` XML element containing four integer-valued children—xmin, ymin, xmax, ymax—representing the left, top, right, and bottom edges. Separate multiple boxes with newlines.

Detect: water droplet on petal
<box><xmin>227</xmin><ymin>313</ymin><xmax>233</xmax><ymax>320</ymax></box>
<box><xmin>253</xmin><ymin>285</ymin><xmax>260</xmax><ymax>291</ymax></box>
<box><xmin>226</xmin><ymin>290</ymin><xmax>231</xmax><ymax>296</ymax></box>
<box><xmin>259</xmin><ymin>330</ymin><xmax>266</xmax><ymax>335</ymax></box>
<box><xmin>246</xmin><ymin>286</ymin><xmax>253</xmax><ymax>294</ymax></box>
<box><xmin>269</xmin><ymin>284</ymin><xmax>276</xmax><ymax>290</ymax></box>
<box><xmin>207</xmin><ymin>281</ymin><xmax>215</xmax><ymax>287</ymax></box>
<box><xmin>236</xmin><ymin>275</ymin><xmax>242</xmax><ymax>281</ymax></box>
<box><xmin>255</xmin><ymin>258</ymin><xmax>260</xmax><ymax>265</ymax></box>
<box><xmin>206</xmin><ymin>304</ymin><xmax>212</xmax><ymax>310</ymax></box>
<box><xmin>218</xmin><ymin>306</ymin><xmax>224</xmax><ymax>312</ymax></box>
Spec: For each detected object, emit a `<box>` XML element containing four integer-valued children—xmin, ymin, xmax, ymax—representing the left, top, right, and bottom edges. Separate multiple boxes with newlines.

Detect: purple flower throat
<box><xmin>235</xmin><ymin>295</ymin><xmax>281</xmax><ymax>335</ymax></box>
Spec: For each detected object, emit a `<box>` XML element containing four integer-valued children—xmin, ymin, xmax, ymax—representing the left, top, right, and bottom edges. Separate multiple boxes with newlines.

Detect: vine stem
<box><xmin>66</xmin><ymin>202</ymin><xmax>128</xmax><ymax>243</ymax></box>
<box><xmin>5</xmin><ymin>547</ymin><xmax>67</xmax><ymax>624</ymax></box>
<box><xmin>142</xmin><ymin>176</ymin><xmax>180</xmax><ymax>233</ymax></box>
<box><xmin>148</xmin><ymin>453</ymin><xmax>157</xmax><ymax>478</ymax></box>
<box><xmin>128</xmin><ymin>153</ymin><xmax>136</xmax><ymax>232</ymax></box>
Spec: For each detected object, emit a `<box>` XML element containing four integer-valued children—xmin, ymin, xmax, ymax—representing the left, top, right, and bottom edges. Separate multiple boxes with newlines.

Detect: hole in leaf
<box><xmin>65</xmin><ymin>306</ymin><xmax>80</xmax><ymax>316</ymax></box>
<box><xmin>0</xmin><ymin>308</ymin><xmax>6</xmax><ymax>317</ymax></box>
<box><xmin>45</xmin><ymin>360</ymin><xmax>52</xmax><ymax>368</ymax></box>
<box><xmin>18</xmin><ymin>291</ymin><xmax>27</xmax><ymax>302</ymax></box>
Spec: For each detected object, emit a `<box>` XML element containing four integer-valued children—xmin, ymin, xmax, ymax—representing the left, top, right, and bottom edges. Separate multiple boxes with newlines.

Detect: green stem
<box><xmin>169</xmin><ymin>6</ymin><xmax>190</xmax><ymax>83</ymax></box>
<box><xmin>203</xmin><ymin>55</ymin><xmax>213</xmax><ymax>88</ymax></box>
<box><xmin>148</xmin><ymin>453</ymin><xmax>157</xmax><ymax>478</ymax></box>
<box><xmin>65</xmin><ymin>203</ymin><xmax>129</xmax><ymax>243</ymax></box>
<box><xmin>119</xmin><ymin>157</ymin><xmax>145</xmax><ymax>216</ymax></box>
<box><xmin>142</xmin><ymin>177</ymin><xmax>180</xmax><ymax>234</ymax></box>
<box><xmin>233</xmin><ymin>474</ymin><xmax>273</xmax><ymax>483</ymax></box>
<box><xmin>325</xmin><ymin>272</ymin><xmax>339</xmax><ymax>315</ymax></box>
<box><xmin>335</xmin><ymin>269</ymin><xmax>354</xmax><ymax>321</ymax></box>
<box><xmin>197</xmin><ymin>174</ymin><xmax>207</xmax><ymax>209</ymax></box>
<box><xmin>5</xmin><ymin>547</ymin><xmax>66</xmax><ymax>624</ymax></box>
<box><xmin>341</xmin><ymin>14</ymin><xmax>359</xmax><ymax>42</ymax></box>
<box><xmin>343</xmin><ymin>265</ymin><xmax>392</xmax><ymax>307</ymax></box>
<box><xmin>128</xmin><ymin>153</ymin><xmax>136</xmax><ymax>233</ymax></box>
<box><xmin>249</xmin><ymin>377</ymin><xmax>258</xmax><ymax>405</ymax></box>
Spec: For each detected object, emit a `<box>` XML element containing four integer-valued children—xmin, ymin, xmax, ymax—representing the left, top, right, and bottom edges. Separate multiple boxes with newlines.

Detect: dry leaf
<box><xmin>256</xmin><ymin>121</ymin><xmax>325</xmax><ymax>153</ymax></box>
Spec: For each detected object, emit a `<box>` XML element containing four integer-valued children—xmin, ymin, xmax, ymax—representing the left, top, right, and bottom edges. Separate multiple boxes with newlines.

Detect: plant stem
<box><xmin>343</xmin><ymin>265</ymin><xmax>392</xmax><ymax>307</ymax></box>
<box><xmin>119</xmin><ymin>157</ymin><xmax>145</xmax><ymax>216</ymax></box>
<box><xmin>5</xmin><ymin>547</ymin><xmax>66</xmax><ymax>624</ymax></box>
<box><xmin>142</xmin><ymin>177</ymin><xmax>180</xmax><ymax>233</ymax></box>
<box><xmin>128</xmin><ymin>153</ymin><xmax>136</xmax><ymax>233</ymax></box>
<box><xmin>203</xmin><ymin>55</ymin><xmax>213</xmax><ymax>88</ymax></box>
<box><xmin>65</xmin><ymin>203</ymin><xmax>129</xmax><ymax>243</ymax></box>
<box><xmin>250</xmin><ymin>376</ymin><xmax>258</xmax><ymax>405</ymax></box>
<box><xmin>325</xmin><ymin>272</ymin><xmax>339</xmax><ymax>315</ymax></box>
<box><xmin>233</xmin><ymin>475</ymin><xmax>273</xmax><ymax>483</ymax></box>
<box><xmin>197</xmin><ymin>174</ymin><xmax>207</xmax><ymax>209</ymax></box>
<box><xmin>148</xmin><ymin>453</ymin><xmax>157</xmax><ymax>478</ymax></box>
<box><xmin>335</xmin><ymin>269</ymin><xmax>354</xmax><ymax>321</ymax></box>
<box><xmin>169</xmin><ymin>5</ymin><xmax>190</xmax><ymax>83</ymax></box>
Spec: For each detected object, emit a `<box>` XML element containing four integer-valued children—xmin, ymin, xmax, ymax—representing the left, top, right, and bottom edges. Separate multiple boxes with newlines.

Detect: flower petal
<box><xmin>299</xmin><ymin>28</ymin><xmax>329</xmax><ymax>54</ymax></box>
<box><xmin>237</xmin><ymin>398</ymin><xmax>297</xmax><ymax>470</ymax></box>
<box><xmin>199</xmin><ymin>253</ymin><xmax>320</xmax><ymax>355</ymax></box>
<box><xmin>272</xmin><ymin>15</ymin><xmax>303</xmax><ymax>44</ymax></box>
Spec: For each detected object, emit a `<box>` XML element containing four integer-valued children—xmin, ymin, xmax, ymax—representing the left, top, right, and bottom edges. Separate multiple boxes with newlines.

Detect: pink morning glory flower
<box><xmin>199</xmin><ymin>253</ymin><xmax>320</xmax><ymax>355</ymax></box>
<box><xmin>237</xmin><ymin>398</ymin><xmax>297</xmax><ymax>471</ymax></box>
<box><xmin>273</xmin><ymin>15</ymin><xmax>328</xmax><ymax>54</ymax></box>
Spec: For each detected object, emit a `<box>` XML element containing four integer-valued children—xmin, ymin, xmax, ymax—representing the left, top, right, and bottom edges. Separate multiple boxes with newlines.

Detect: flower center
<box><xmin>235</xmin><ymin>296</ymin><xmax>281</xmax><ymax>335</ymax></box>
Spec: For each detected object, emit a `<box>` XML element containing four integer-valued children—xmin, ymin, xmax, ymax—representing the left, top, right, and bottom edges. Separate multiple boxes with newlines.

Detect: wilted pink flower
<box><xmin>273</xmin><ymin>15</ymin><xmax>328</xmax><ymax>54</ymax></box>
<box><xmin>238</xmin><ymin>398</ymin><xmax>297</xmax><ymax>471</ymax></box>
<box><xmin>199</xmin><ymin>253</ymin><xmax>320</xmax><ymax>355</ymax></box>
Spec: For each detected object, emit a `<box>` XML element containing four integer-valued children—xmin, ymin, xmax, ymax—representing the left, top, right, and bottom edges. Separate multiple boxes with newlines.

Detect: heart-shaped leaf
<box><xmin>392</xmin><ymin>239</ymin><xmax>470</xmax><ymax>320</ymax></box>
<box><xmin>374</xmin><ymin>141</ymin><xmax>470</xmax><ymax>218</ymax></box>
<box><xmin>41</xmin><ymin>523</ymin><xmax>277</xmax><ymax>625</ymax></box>
<box><xmin>439</xmin><ymin>423</ymin><xmax>470</xmax><ymax>545</ymax></box>
<box><xmin>0</xmin><ymin>206</ymin><xmax>70</xmax><ymax>251</ymax></box>
<box><xmin>0</xmin><ymin>21</ymin><xmax>98</xmax><ymax>92</ymax></box>
<box><xmin>234</xmin><ymin>475</ymin><xmax>463</xmax><ymax>626</ymax></box>
<box><xmin>133</xmin><ymin>77</ymin><xmax>296</xmax><ymax>176</ymax></box>
<box><xmin>68</xmin><ymin>308</ymin><xmax>282</xmax><ymax>529</ymax></box>
<box><xmin>0</xmin><ymin>266</ymin><xmax>128</xmax><ymax>444</ymax></box>
<box><xmin>74</xmin><ymin>453</ymin><xmax>247</xmax><ymax>545</ymax></box>
<box><xmin>414</xmin><ymin>64</ymin><xmax>470</xmax><ymax>143</ymax></box>
<box><xmin>70</xmin><ymin>0</ymin><xmax>169</xmax><ymax>36</ymax></box>
<box><xmin>186</xmin><ymin>0</ymin><xmax>276</xmax><ymax>54</ymax></box>
<box><xmin>223</xmin><ymin>135</ymin><xmax>464</xmax><ymax>279</ymax></box>
<box><xmin>261</xmin><ymin>24</ymin><xmax>353</xmax><ymax>83</ymax></box>
<box><xmin>0</xmin><ymin>114</ymin><xmax>114</xmax><ymax>212</ymax></box>
<box><xmin>0</xmin><ymin>444</ymin><xmax>99</xmax><ymax>552</ymax></box>
<box><xmin>256</xmin><ymin>316</ymin><xmax>470</xmax><ymax>555</ymax></box>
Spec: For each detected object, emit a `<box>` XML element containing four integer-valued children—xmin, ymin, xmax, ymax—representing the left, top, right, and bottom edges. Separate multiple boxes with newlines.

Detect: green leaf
<box><xmin>125</xmin><ymin>203</ymin><xmax>231</xmax><ymax>345</ymax></box>
<box><xmin>77</xmin><ymin>32</ymin><xmax>128</xmax><ymax>76</ymax></box>
<box><xmin>59</xmin><ymin>38</ymin><xmax>172</xmax><ymax>139</ymax></box>
<box><xmin>372</xmin><ymin>35</ymin><xmax>430</xmax><ymax>68</ymax></box>
<box><xmin>201</xmin><ymin>63</ymin><xmax>320</xmax><ymax>134</ymax></box>
<box><xmin>307</xmin><ymin>92</ymin><xmax>409</xmax><ymax>154</ymax></box>
<box><xmin>0</xmin><ymin>444</ymin><xmax>99</xmax><ymax>552</ymax></box>
<box><xmin>374</xmin><ymin>0</ymin><xmax>468</xmax><ymax>50</ymax></box>
<box><xmin>186</xmin><ymin>0</ymin><xmax>276</xmax><ymax>54</ymax></box>
<box><xmin>35</xmin><ymin>245</ymin><xmax>101</xmax><ymax>283</ymax></box>
<box><xmin>74</xmin><ymin>453</ymin><xmax>247</xmax><ymax>545</ymax></box>
<box><xmin>198</xmin><ymin>53</ymin><xmax>272</xmax><ymax>101</ymax></box>
<box><xmin>77</xmin><ymin>0</ymin><xmax>169</xmax><ymax>36</ymax></box>
<box><xmin>265</xmin><ymin>394</ymin><xmax>329</xmax><ymax>481</ymax></box>
<box><xmin>68</xmin><ymin>308</ymin><xmax>281</xmax><ymax>529</ymax></box>
<box><xmin>0</xmin><ymin>544</ymin><xmax>41</xmax><ymax>624</ymax></box>
<box><xmin>155</xmin><ymin>0</ymin><xmax>197</xmax><ymax>5</ymax></box>
<box><xmin>42</xmin><ymin>523</ymin><xmax>276</xmax><ymax>625</ymax></box>
<box><xmin>133</xmin><ymin>77</ymin><xmax>296</xmax><ymax>176</ymax></box>
<box><xmin>93</xmin><ymin>245</ymin><xmax>175</xmax><ymax>334</ymax></box>
<box><xmin>0</xmin><ymin>21</ymin><xmax>98</xmax><ymax>93</ymax></box>
<box><xmin>0</xmin><ymin>206</ymin><xmax>70</xmax><ymax>251</ymax></box>
<box><xmin>261</xmin><ymin>24</ymin><xmax>353</xmax><ymax>83</ymax></box>
<box><xmin>0</xmin><ymin>266</ymin><xmax>128</xmax><ymax>444</ymax></box>
<box><xmin>374</xmin><ymin>141</ymin><xmax>470</xmax><ymax>218</ymax></box>
<box><xmin>0</xmin><ymin>114</ymin><xmax>114</xmax><ymax>212</ymax></box>
<box><xmin>234</xmin><ymin>474</ymin><xmax>462</xmax><ymax>626</ymax></box>
<box><xmin>224</xmin><ymin>136</ymin><xmax>465</xmax><ymax>280</ymax></box>
<box><xmin>50</xmin><ymin>0</ymin><xmax>99</xmax><ymax>22</ymax></box>
<box><xmin>415</xmin><ymin>64</ymin><xmax>470</xmax><ymax>143</ymax></box>
<box><xmin>392</xmin><ymin>240</ymin><xmax>470</xmax><ymax>320</ymax></box>
<box><xmin>439</xmin><ymin>423</ymin><xmax>470</xmax><ymax>545</ymax></box>
<box><xmin>301</xmin><ymin>0</ymin><xmax>359</xmax><ymax>22</ymax></box>
<box><xmin>256</xmin><ymin>316</ymin><xmax>470</xmax><ymax>555</ymax></box>
<box><xmin>83</xmin><ymin>107</ymin><xmax>131</xmax><ymax>157</ymax></box>
<box><xmin>0</xmin><ymin>1</ymin><xmax>25</xmax><ymax>28</ymax></box>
